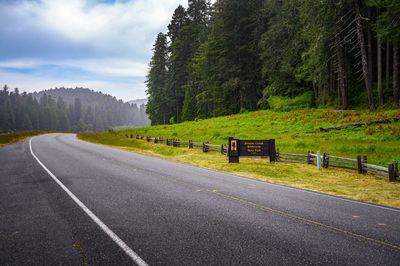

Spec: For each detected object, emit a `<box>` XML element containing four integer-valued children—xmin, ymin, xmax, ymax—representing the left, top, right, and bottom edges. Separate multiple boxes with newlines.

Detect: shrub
<box><xmin>267</xmin><ymin>91</ymin><xmax>313</xmax><ymax>112</ymax></box>
<box><xmin>239</xmin><ymin>107</ymin><xmax>248</xmax><ymax>114</ymax></box>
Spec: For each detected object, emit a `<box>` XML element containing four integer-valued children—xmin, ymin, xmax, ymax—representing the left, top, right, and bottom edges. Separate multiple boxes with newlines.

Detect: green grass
<box><xmin>123</xmin><ymin>109</ymin><xmax>400</xmax><ymax>166</ymax></box>
<box><xmin>78</xmin><ymin>108</ymin><xmax>400</xmax><ymax>209</ymax></box>
<box><xmin>0</xmin><ymin>131</ymin><xmax>53</xmax><ymax>147</ymax></box>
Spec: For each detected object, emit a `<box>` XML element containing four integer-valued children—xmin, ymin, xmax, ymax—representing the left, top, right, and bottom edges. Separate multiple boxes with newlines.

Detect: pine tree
<box><xmin>376</xmin><ymin>0</ymin><xmax>400</xmax><ymax>106</ymax></box>
<box><xmin>74</xmin><ymin>98</ymin><xmax>83</xmax><ymax>123</ymax></box>
<box><xmin>146</xmin><ymin>33</ymin><xmax>169</xmax><ymax>125</ymax></box>
<box><xmin>181</xmin><ymin>86</ymin><xmax>196</xmax><ymax>121</ymax></box>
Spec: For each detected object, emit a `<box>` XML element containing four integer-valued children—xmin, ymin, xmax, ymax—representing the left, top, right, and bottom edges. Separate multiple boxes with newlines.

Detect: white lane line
<box><xmin>29</xmin><ymin>137</ymin><xmax>149</xmax><ymax>266</ymax></box>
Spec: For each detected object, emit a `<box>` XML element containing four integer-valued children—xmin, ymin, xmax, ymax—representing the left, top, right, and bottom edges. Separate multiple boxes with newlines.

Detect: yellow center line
<box><xmin>65</xmin><ymin>137</ymin><xmax>400</xmax><ymax>253</ymax></box>
<box><xmin>84</xmin><ymin>151</ymin><xmax>400</xmax><ymax>253</ymax></box>
<box><xmin>151</xmin><ymin>173</ymin><xmax>400</xmax><ymax>252</ymax></box>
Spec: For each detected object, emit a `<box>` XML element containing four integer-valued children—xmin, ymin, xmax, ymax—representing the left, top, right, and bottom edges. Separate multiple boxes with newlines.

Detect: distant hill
<box><xmin>33</xmin><ymin>87</ymin><xmax>123</xmax><ymax>107</ymax></box>
<box><xmin>129</xmin><ymin>98</ymin><xmax>148</xmax><ymax>107</ymax></box>
<box><xmin>1</xmin><ymin>86</ymin><xmax>150</xmax><ymax>133</ymax></box>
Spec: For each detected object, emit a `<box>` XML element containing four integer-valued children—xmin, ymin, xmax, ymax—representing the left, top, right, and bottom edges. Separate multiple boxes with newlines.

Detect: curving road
<box><xmin>1</xmin><ymin>133</ymin><xmax>400</xmax><ymax>265</ymax></box>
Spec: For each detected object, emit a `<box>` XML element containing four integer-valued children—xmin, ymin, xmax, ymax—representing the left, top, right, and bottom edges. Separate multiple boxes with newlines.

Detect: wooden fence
<box><xmin>276</xmin><ymin>149</ymin><xmax>399</xmax><ymax>182</ymax></box>
<box><xmin>126</xmin><ymin>133</ymin><xmax>398</xmax><ymax>182</ymax></box>
<box><xmin>131</xmin><ymin>134</ymin><xmax>228</xmax><ymax>155</ymax></box>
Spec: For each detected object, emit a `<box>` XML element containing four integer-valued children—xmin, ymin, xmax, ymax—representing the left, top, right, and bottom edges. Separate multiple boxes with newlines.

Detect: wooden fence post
<box><xmin>323</xmin><ymin>153</ymin><xmax>329</xmax><ymax>168</ymax></box>
<box><xmin>221</xmin><ymin>144</ymin><xmax>225</xmax><ymax>155</ymax></box>
<box><xmin>189</xmin><ymin>140</ymin><xmax>193</xmax><ymax>149</ymax></box>
<box><xmin>203</xmin><ymin>142</ymin><xmax>209</xmax><ymax>152</ymax></box>
<box><xmin>394</xmin><ymin>161</ymin><xmax>399</xmax><ymax>180</ymax></box>
<box><xmin>357</xmin><ymin>155</ymin><xmax>362</xmax><ymax>174</ymax></box>
<box><xmin>389</xmin><ymin>163</ymin><xmax>395</xmax><ymax>182</ymax></box>
<box><xmin>307</xmin><ymin>151</ymin><xmax>311</xmax><ymax>164</ymax></box>
<box><xmin>317</xmin><ymin>151</ymin><xmax>322</xmax><ymax>170</ymax></box>
<box><xmin>363</xmin><ymin>155</ymin><xmax>368</xmax><ymax>174</ymax></box>
<box><xmin>173</xmin><ymin>140</ymin><xmax>179</xmax><ymax>147</ymax></box>
<box><xmin>276</xmin><ymin>148</ymin><xmax>279</xmax><ymax>161</ymax></box>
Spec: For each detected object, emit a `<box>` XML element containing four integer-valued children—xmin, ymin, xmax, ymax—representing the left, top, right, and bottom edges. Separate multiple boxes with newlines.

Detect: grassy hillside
<box><xmin>78</xmin><ymin>108</ymin><xmax>400</xmax><ymax>208</ymax></box>
<box><xmin>123</xmin><ymin>109</ymin><xmax>400</xmax><ymax>166</ymax></box>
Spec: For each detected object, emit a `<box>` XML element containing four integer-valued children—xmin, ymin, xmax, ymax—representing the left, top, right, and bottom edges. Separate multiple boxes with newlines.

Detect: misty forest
<box><xmin>0</xmin><ymin>87</ymin><xmax>149</xmax><ymax>133</ymax></box>
<box><xmin>146</xmin><ymin>0</ymin><xmax>400</xmax><ymax>125</ymax></box>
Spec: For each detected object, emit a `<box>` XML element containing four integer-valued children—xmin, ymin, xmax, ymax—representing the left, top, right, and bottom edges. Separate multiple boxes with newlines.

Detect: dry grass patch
<box><xmin>0</xmin><ymin>131</ymin><xmax>53</xmax><ymax>147</ymax></box>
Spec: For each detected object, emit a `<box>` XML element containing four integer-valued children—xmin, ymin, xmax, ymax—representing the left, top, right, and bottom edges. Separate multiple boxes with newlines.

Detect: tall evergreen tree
<box><xmin>146</xmin><ymin>33</ymin><xmax>169</xmax><ymax>125</ymax></box>
<box><xmin>376</xmin><ymin>0</ymin><xmax>400</xmax><ymax>107</ymax></box>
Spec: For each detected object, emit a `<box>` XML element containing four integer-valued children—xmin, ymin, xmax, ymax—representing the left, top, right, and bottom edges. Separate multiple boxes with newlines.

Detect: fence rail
<box><xmin>132</xmin><ymin>134</ymin><xmax>228</xmax><ymax>155</ymax></box>
<box><xmin>276</xmin><ymin>149</ymin><xmax>399</xmax><ymax>181</ymax></box>
<box><xmin>124</xmin><ymin>132</ymin><xmax>398</xmax><ymax>182</ymax></box>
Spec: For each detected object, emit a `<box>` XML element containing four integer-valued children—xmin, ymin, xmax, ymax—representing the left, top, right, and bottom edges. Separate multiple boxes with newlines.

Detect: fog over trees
<box><xmin>0</xmin><ymin>86</ymin><xmax>150</xmax><ymax>133</ymax></box>
<box><xmin>146</xmin><ymin>0</ymin><xmax>400</xmax><ymax>125</ymax></box>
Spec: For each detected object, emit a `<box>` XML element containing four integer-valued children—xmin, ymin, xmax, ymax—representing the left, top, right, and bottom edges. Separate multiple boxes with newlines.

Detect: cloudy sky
<box><xmin>0</xmin><ymin>0</ymin><xmax>200</xmax><ymax>101</ymax></box>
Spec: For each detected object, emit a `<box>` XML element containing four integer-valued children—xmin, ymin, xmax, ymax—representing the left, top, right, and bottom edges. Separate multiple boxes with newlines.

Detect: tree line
<box><xmin>0</xmin><ymin>86</ymin><xmax>149</xmax><ymax>133</ymax></box>
<box><xmin>146</xmin><ymin>0</ymin><xmax>400</xmax><ymax>125</ymax></box>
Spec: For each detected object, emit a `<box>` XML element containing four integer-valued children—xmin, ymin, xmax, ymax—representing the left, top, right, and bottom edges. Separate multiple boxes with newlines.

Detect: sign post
<box><xmin>228</xmin><ymin>137</ymin><xmax>239</xmax><ymax>163</ymax></box>
<box><xmin>228</xmin><ymin>136</ymin><xmax>276</xmax><ymax>163</ymax></box>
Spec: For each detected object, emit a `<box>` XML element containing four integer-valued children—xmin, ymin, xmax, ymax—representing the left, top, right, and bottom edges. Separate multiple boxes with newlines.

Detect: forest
<box><xmin>146</xmin><ymin>0</ymin><xmax>400</xmax><ymax>125</ymax></box>
<box><xmin>0</xmin><ymin>86</ymin><xmax>149</xmax><ymax>133</ymax></box>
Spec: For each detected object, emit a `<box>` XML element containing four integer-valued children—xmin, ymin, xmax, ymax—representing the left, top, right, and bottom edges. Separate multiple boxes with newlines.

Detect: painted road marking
<box><xmin>184</xmin><ymin>164</ymin><xmax>400</xmax><ymax>213</ymax></box>
<box><xmin>53</xmin><ymin>134</ymin><xmax>400</xmax><ymax>253</ymax></box>
<box><xmin>141</xmin><ymin>168</ymin><xmax>400</xmax><ymax>252</ymax></box>
<box><xmin>73</xmin><ymin>134</ymin><xmax>400</xmax><ymax>213</ymax></box>
<box><xmin>29</xmin><ymin>138</ymin><xmax>148</xmax><ymax>266</ymax></box>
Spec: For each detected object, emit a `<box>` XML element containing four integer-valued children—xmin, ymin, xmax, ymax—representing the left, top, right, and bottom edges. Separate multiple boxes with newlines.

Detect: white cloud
<box><xmin>15</xmin><ymin>0</ymin><xmax>187</xmax><ymax>54</ymax></box>
<box><xmin>0</xmin><ymin>0</ymin><xmax>216</xmax><ymax>100</ymax></box>
<box><xmin>71</xmin><ymin>58</ymin><xmax>149</xmax><ymax>77</ymax></box>
<box><xmin>0</xmin><ymin>58</ymin><xmax>148</xmax><ymax>77</ymax></box>
<box><xmin>0</xmin><ymin>59</ymin><xmax>44</xmax><ymax>69</ymax></box>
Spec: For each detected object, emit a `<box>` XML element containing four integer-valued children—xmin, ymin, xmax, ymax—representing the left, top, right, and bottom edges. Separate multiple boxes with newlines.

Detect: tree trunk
<box><xmin>337</xmin><ymin>84</ymin><xmax>341</xmax><ymax>108</ymax></box>
<box><xmin>163</xmin><ymin>104</ymin><xmax>166</xmax><ymax>125</ymax></box>
<box><xmin>355</xmin><ymin>0</ymin><xmax>375</xmax><ymax>112</ymax></box>
<box><xmin>336</xmin><ymin>36</ymin><xmax>347</xmax><ymax>110</ymax></box>
<box><xmin>330</xmin><ymin>1</ymin><xmax>347</xmax><ymax>109</ymax></box>
<box><xmin>377</xmin><ymin>37</ymin><xmax>383</xmax><ymax>106</ymax></box>
<box><xmin>367</xmin><ymin>7</ymin><xmax>374</xmax><ymax>92</ymax></box>
<box><xmin>313</xmin><ymin>82</ymin><xmax>318</xmax><ymax>103</ymax></box>
<box><xmin>387</xmin><ymin>42</ymin><xmax>390</xmax><ymax>92</ymax></box>
<box><xmin>394</xmin><ymin>42</ymin><xmax>399</xmax><ymax>107</ymax></box>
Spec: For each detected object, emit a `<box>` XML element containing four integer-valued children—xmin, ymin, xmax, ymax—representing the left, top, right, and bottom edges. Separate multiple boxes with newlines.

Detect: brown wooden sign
<box><xmin>240</xmin><ymin>140</ymin><xmax>270</xmax><ymax>156</ymax></box>
<box><xmin>228</xmin><ymin>136</ymin><xmax>276</xmax><ymax>163</ymax></box>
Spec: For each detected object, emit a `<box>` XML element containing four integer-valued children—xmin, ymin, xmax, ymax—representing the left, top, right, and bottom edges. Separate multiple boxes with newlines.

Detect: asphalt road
<box><xmin>1</xmin><ymin>133</ymin><xmax>400</xmax><ymax>265</ymax></box>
